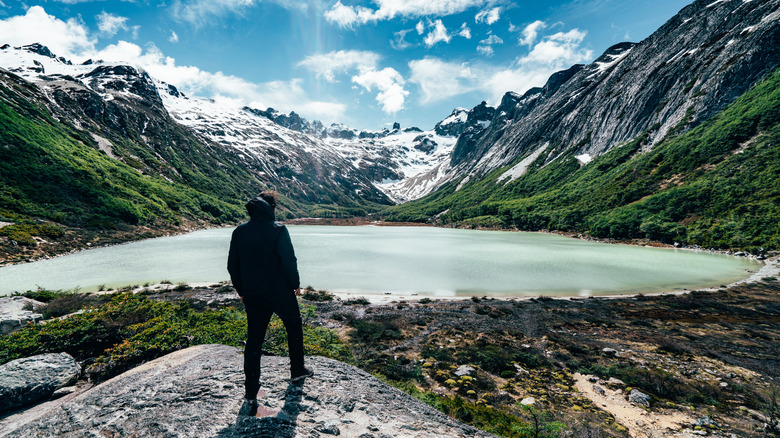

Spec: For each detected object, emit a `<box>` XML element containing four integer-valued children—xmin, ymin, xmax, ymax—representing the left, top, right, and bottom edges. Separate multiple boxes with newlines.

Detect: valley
<box><xmin>0</xmin><ymin>0</ymin><xmax>779</xmax><ymax>436</ymax></box>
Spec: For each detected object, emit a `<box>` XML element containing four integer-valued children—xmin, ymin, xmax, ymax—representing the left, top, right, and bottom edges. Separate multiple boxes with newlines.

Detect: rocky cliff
<box><xmin>0</xmin><ymin>344</ymin><xmax>495</xmax><ymax>438</ymax></box>
<box><xmin>447</xmin><ymin>0</ymin><xmax>780</xmax><ymax>181</ymax></box>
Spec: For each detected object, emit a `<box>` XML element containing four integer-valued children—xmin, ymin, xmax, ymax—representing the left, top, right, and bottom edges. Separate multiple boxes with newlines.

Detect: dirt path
<box><xmin>574</xmin><ymin>373</ymin><xmax>696</xmax><ymax>438</ymax></box>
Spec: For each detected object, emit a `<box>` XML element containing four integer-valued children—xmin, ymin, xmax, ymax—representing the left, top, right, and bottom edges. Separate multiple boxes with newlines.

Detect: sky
<box><xmin>0</xmin><ymin>0</ymin><xmax>692</xmax><ymax>131</ymax></box>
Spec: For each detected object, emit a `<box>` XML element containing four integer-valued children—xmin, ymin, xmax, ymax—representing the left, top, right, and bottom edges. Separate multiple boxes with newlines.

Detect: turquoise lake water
<box><xmin>0</xmin><ymin>225</ymin><xmax>760</xmax><ymax>297</ymax></box>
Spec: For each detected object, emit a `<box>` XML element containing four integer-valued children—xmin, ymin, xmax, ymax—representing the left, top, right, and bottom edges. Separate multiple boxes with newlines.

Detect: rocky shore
<box><xmin>1</xmin><ymin>272</ymin><xmax>778</xmax><ymax>437</ymax></box>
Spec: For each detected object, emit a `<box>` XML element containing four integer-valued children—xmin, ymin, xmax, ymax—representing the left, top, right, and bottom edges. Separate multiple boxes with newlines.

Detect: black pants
<box><xmin>243</xmin><ymin>293</ymin><xmax>305</xmax><ymax>399</ymax></box>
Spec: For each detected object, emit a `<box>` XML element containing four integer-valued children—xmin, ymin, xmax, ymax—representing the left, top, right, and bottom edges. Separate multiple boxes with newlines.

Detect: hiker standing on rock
<box><xmin>227</xmin><ymin>191</ymin><xmax>313</xmax><ymax>406</ymax></box>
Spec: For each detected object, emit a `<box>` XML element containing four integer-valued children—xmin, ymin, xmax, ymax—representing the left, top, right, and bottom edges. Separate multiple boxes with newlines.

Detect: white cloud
<box><xmin>391</xmin><ymin>29</ymin><xmax>414</xmax><ymax>50</ymax></box>
<box><xmin>298</xmin><ymin>50</ymin><xmax>405</xmax><ymax>114</ymax></box>
<box><xmin>480</xmin><ymin>34</ymin><xmax>503</xmax><ymax>45</ymax></box>
<box><xmin>525</xmin><ymin>29</ymin><xmax>588</xmax><ymax>64</ymax></box>
<box><xmin>297</xmin><ymin>50</ymin><xmax>381</xmax><ymax>82</ymax></box>
<box><xmin>325</xmin><ymin>0</ymin><xmax>487</xmax><ymax>28</ymax></box>
<box><xmin>0</xmin><ymin>6</ymin><xmax>95</xmax><ymax>58</ymax></box>
<box><xmin>477</xmin><ymin>45</ymin><xmax>494</xmax><ymax>56</ymax></box>
<box><xmin>415</xmin><ymin>20</ymin><xmax>425</xmax><ymax>35</ymax></box>
<box><xmin>482</xmin><ymin>28</ymin><xmax>592</xmax><ymax>103</ymax></box>
<box><xmin>458</xmin><ymin>23</ymin><xmax>471</xmax><ymax>39</ymax></box>
<box><xmin>477</xmin><ymin>34</ymin><xmax>502</xmax><ymax>56</ymax></box>
<box><xmin>169</xmin><ymin>30</ymin><xmax>179</xmax><ymax>43</ymax></box>
<box><xmin>170</xmin><ymin>0</ymin><xmax>306</xmax><ymax>26</ymax></box>
<box><xmin>96</xmin><ymin>12</ymin><xmax>129</xmax><ymax>37</ymax></box>
<box><xmin>409</xmin><ymin>26</ymin><xmax>592</xmax><ymax>105</ymax></box>
<box><xmin>519</xmin><ymin>20</ymin><xmax>546</xmax><ymax>46</ymax></box>
<box><xmin>423</xmin><ymin>19</ymin><xmax>451</xmax><ymax>47</ymax></box>
<box><xmin>351</xmin><ymin>67</ymin><xmax>408</xmax><ymax>113</ymax></box>
<box><xmin>408</xmin><ymin>57</ymin><xmax>474</xmax><ymax>104</ymax></box>
<box><xmin>474</xmin><ymin>6</ymin><xmax>500</xmax><ymax>25</ymax></box>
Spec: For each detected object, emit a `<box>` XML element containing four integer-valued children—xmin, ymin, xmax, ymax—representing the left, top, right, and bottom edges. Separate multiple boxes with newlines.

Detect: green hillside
<box><xmin>386</xmin><ymin>69</ymin><xmax>780</xmax><ymax>252</ymax></box>
<box><xmin>0</xmin><ymin>72</ymin><xmax>248</xmax><ymax>251</ymax></box>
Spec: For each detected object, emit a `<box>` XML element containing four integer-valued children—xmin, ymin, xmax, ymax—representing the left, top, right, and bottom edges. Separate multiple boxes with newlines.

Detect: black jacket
<box><xmin>227</xmin><ymin>197</ymin><xmax>300</xmax><ymax>298</ymax></box>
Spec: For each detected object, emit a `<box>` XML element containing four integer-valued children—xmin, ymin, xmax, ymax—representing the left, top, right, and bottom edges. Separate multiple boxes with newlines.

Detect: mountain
<box><xmin>386</xmin><ymin>0</ymin><xmax>780</xmax><ymax>251</ymax></box>
<box><xmin>0</xmin><ymin>48</ymin><xmax>256</xmax><ymax>261</ymax></box>
<box><xmin>166</xmin><ymin>94</ymin><xmax>461</xmax><ymax>204</ymax></box>
<box><xmin>444</xmin><ymin>0</ymin><xmax>779</xmax><ymax>181</ymax></box>
<box><xmin>0</xmin><ymin>41</ymin><xmax>471</xmax><ymax>260</ymax></box>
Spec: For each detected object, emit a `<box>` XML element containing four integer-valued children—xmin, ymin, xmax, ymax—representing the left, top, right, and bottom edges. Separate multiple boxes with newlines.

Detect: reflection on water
<box><xmin>0</xmin><ymin>225</ymin><xmax>760</xmax><ymax>297</ymax></box>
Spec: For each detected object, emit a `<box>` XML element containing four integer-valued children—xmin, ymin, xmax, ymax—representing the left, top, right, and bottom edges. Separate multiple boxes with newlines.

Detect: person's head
<box><xmin>258</xmin><ymin>190</ymin><xmax>277</xmax><ymax>209</ymax></box>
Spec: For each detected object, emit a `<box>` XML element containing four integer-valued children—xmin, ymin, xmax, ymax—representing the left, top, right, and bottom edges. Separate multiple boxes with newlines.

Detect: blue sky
<box><xmin>0</xmin><ymin>0</ymin><xmax>691</xmax><ymax>130</ymax></box>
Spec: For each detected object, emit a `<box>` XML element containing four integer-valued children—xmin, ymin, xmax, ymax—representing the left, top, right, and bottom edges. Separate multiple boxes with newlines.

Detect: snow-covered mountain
<box><xmin>164</xmin><ymin>92</ymin><xmax>462</xmax><ymax>203</ymax></box>
<box><xmin>0</xmin><ymin>42</ymin><xmax>462</xmax><ymax>205</ymax></box>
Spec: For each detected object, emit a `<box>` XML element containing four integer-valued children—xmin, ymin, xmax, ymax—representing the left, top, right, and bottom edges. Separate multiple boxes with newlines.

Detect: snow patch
<box><xmin>440</xmin><ymin>108</ymin><xmax>468</xmax><ymax>126</ymax></box>
<box><xmin>91</xmin><ymin>133</ymin><xmax>117</xmax><ymax>159</ymax></box>
<box><xmin>706</xmin><ymin>0</ymin><xmax>728</xmax><ymax>7</ymax></box>
<box><xmin>593</xmin><ymin>48</ymin><xmax>633</xmax><ymax>76</ymax></box>
<box><xmin>456</xmin><ymin>175</ymin><xmax>471</xmax><ymax>191</ymax></box>
<box><xmin>575</xmin><ymin>154</ymin><xmax>593</xmax><ymax>165</ymax></box>
<box><xmin>497</xmin><ymin>143</ymin><xmax>548</xmax><ymax>184</ymax></box>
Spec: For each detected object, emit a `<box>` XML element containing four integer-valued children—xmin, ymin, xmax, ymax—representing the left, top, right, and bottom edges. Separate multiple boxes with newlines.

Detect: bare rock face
<box><xmin>0</xmin><ymin>345</ymin><xmax>495</xmax><ymax>438</ymax></box>
<box><xmin>0</xmin><ymin>352</ymin><xmax>80</xmax><ymax>414</ymax></box>
<box><xmin>0</xmin><ymin>296</ymin><xmax>43</xmax><ymax>336</ymax></box>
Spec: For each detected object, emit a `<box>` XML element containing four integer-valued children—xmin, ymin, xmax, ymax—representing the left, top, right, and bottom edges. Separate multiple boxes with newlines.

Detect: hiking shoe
<box><xmin>291</xmin><ymin>367</ymin><xmax>314</xmax><ymax>382</ymax></box>
<box><xmin>239</xmin><ymin>398</ymin><xmax>258</xmax><ymax>416</ymax></box>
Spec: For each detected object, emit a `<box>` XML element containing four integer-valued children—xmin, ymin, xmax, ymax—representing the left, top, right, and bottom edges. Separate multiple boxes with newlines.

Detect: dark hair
<box><xmin>258</xmin><ymin>190</ymin><xmax>277</xmax><ymax>209</ymax></box>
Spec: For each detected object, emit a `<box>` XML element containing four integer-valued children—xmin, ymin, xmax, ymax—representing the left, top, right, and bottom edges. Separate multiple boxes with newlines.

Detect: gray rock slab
<box><xmin>0</xmin><ymin>344</ymin><xmax>496</xmax><ymax>437</ymax></box>
<box><xmin>629</xmin><ymin>389</ymin><xmax>651</xmax><ymax>407</ymax></box>
<box><xmin>0</xmin><ymin>296</ymin><xmax>43</xmax><ymax>336</ymax></box>
<box><xmin>0</xmin><ymin>352</ymin><xmax>81</xmax><ymax>413</ymax></box>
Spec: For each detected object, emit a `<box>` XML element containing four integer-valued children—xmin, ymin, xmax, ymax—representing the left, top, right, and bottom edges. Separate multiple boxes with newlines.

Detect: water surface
<box><xmin>0</xmin><ymin>226</ymin><xmax>759</xmax><ymax>297</ymax></box>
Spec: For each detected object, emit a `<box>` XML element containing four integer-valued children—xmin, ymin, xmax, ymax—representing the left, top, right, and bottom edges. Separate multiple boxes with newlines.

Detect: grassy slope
<box><xmin>386</xmin><ymin>68</ymin><xmax>780</xmax><ymax>251</ymax></box>
<box><xmin>0</xmin><ymin>74</ymin><xmax>246</xmax><ymax>238</ymax></box>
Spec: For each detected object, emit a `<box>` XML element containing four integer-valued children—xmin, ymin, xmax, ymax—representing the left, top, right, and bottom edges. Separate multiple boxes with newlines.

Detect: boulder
<box><xmin>520</xmin><ymin>397</ymin><xmax>536</xmax><ymax>406</ymax></box>
<box><xmin>601</xmin><ymin>347</ymin><xmax>619</xmax><ymax>357</ymax></box>
<box><xmin>695</xmin><ymin>416</ymin><xmax>718</xmax><ymax>427</ymax></box>
<box><xmin>0</xmin><ymin>345</ymin><xmax>496</xmax><ymax>437</ymax></box>
<box><xmin>0</xmin><ymin>352</ymin><xmax>81</xmax><ymax>413</ymax></box>
<box><xmin>628</xmin><ymin>389</ymin><xmax>651</xmax><ymax>407</ymax></box>
<box><xmin>0</xmin><ymin>296</ymin><xmax>44</xmax><ymax>335</ymax></box>
<box><xmin>454</xmin><ymin>365</ymin><xmax>475</xmax><ymax>377</ymax></box>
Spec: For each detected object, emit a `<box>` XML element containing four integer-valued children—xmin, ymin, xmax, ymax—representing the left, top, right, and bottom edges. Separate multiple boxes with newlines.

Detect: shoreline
<box><xmin>95</xmin><ymin>253</ymin><xmax>777</xmax><ymax>305</ymax></box>
<box><xmin>2</xmin><ymin>218</ymin><xmax>772</xmax><ymax>267</ymax></box>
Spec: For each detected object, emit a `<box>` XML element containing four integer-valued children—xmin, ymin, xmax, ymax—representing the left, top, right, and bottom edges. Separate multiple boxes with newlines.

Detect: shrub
<box><xmin>0</xmin><ymin>292</ymin><xmax>351</xmax><ymax>381</ymax></box>
<box><xmin>301</xmin><ymin>289</ymin><xmax>334</xmax><ymax>302</ymax></box>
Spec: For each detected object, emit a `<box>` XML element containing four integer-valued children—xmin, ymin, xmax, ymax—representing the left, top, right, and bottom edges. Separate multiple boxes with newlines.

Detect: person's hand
<box><xmin>294</xmin><ymin>288</ymin><xmax>301</xmax><ymax>296</ymax></box>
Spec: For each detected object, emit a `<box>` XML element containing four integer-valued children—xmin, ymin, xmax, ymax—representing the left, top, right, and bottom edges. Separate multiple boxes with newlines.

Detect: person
<box><xmin>227</xmin><ymin>191</ymin><xmax>313</xmax><ymax>406</ymax></box>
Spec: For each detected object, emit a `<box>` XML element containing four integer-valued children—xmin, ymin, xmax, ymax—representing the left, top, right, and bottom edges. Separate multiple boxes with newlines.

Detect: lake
<box><xmin>0</xmin><ymin>225</ymin><xmax>761</xmax><ymax>297</ymax></box>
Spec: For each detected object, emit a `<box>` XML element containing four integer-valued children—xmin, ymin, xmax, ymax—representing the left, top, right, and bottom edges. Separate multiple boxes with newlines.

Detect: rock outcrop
<box><xmin>0</xmin><ymin>352</ymin><xmax>81</xmax><ymax>414</ymax></box>
<box><xmin>0</xmin><ymin>296</ymin><xmax>43</xmax><ymax>335</ymax></box>
<box><xmin>0</xmin><ymin>344</ymin><xmax>495</xmax><ymax>437</ymax></box>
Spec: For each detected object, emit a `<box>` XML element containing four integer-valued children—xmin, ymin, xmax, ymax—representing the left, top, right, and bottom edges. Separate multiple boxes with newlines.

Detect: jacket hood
<box><xmin>246</xmin><ymin>197</ymin><xmax>275</xmax><ymax>221</ymax></box>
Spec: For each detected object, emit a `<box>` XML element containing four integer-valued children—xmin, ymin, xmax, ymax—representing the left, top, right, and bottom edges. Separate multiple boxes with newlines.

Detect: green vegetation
<box><xmin>0</xmin><ymin>82</ymin><xmax>247</xmax><ymax>233</ymax></box>
<box><xmin>396</xmin><ymin>381</ymin><xmax>539</xmax><ymax>438</ymax></box>
<box><xmin>386</xmin><ymin>68</ymin><xmax>780</xmax><ymax>251</ymax></box>
<box><xmin>0</xmin><ymin>291</ymin><xmax>350</xmax><ymax>381</ymax></box>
